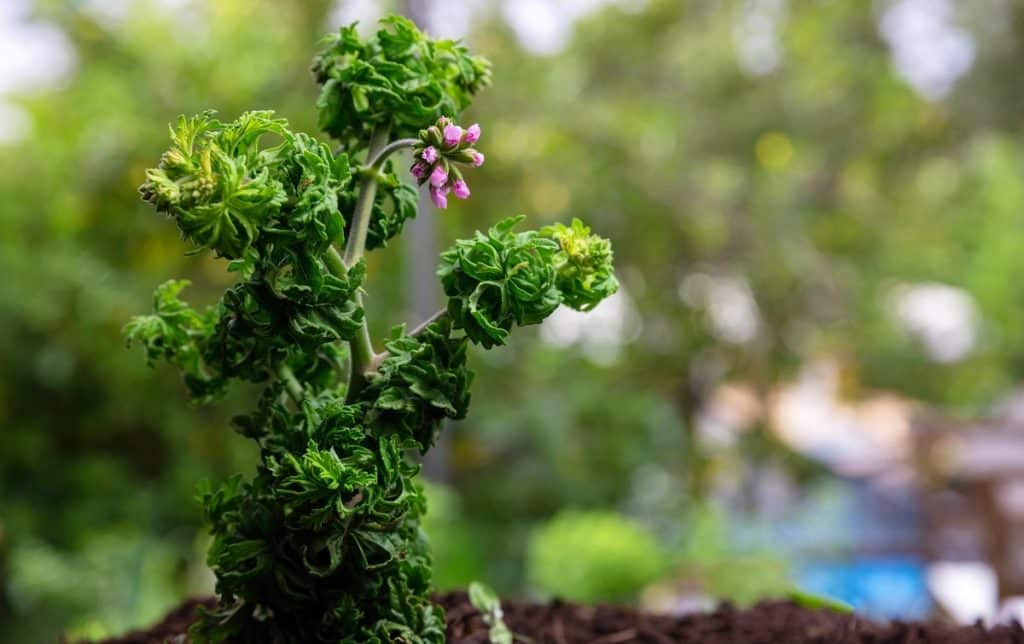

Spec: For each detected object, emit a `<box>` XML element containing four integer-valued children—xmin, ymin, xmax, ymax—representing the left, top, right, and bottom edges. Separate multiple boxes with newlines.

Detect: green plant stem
<box><xmin>408</xmin><ymin>308</ymin><xmax>447</xmax><ymax>337</ymax></box>
<box><xmin>276</xmin><ymin>363</ymin><xmax>304</xmax><ymax>404</ymax></box>
<box><xmin>348</xmin><ymin>311</ymin><xmax>376</xmax><ymax>397</ymax></box>
<box><xmin>343</xmin><ymin>125</ymin><xmax>391</xmax><ymax>398</ymax></box>
<box><xmin>365</xmin><ymin>138</ymin><xmax>418</xmax><ymax>169</ymax></box>
<box><xmin>344</xmin><ymin>126</ymin><xmax>391</xmax><ymax>267</ymax></box>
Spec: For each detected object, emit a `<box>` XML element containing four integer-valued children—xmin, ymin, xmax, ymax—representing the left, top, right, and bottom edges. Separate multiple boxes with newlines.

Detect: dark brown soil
<box><xmin>88</xmin><ymin>597</ymin><xmax>216</xmax><ymax>644</ymax></box>
<box><xmin>86</xmin><ymin>592</ymin><xmax>1024</xmax><ymax>643</ymax></box>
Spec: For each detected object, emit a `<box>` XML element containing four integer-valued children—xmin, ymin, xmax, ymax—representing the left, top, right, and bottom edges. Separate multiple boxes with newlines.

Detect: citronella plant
<box><xmin>125</xmin><ymin>16</ymin><xmax>616</xmax><ymax>643</ymax></box>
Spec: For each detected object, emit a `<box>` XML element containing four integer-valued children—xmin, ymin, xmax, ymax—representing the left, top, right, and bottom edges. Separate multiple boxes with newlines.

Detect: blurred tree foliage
<box><xmin>526</xmin><ymin>510</ymin><xmax>667</xmax><ymax>603</ymax></box>
<box><xmin>0</xmin><ymin>2</ymin><xmax>340</xmax><ymax>640</ymax></box>
<box><xmin>5</xmin><ymin>0</ymin><xmax>1024</xmax><ymax>639</ymax></box>
<box><xmin>449</xmin><ymin>0</ymin><xmax>1024</xmax><ymax>591</ymax></box>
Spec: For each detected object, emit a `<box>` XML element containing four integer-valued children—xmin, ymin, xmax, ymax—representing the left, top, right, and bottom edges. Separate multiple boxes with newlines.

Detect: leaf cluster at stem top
<box><xmin>313</xmin><ymin>15</ymin><xmax>491</xmax><ymax>148</ymax></box>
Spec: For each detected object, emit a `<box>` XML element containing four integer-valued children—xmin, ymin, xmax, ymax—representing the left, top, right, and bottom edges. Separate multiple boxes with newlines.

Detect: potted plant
<box><xmin>124</xmin><ymin>15</ymin><xmax>616</xmax><ymax>643</ymax></box>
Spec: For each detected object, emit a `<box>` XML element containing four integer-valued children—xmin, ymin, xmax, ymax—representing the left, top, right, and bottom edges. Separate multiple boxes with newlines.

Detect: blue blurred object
<box><xmin>795</xmin><ymin>557</ymin><xmax>931</xmax><ymax>620</ymax></box>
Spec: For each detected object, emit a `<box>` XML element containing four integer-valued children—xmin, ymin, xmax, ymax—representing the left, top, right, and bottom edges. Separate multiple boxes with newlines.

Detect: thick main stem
<box><xmin>343</xmin><ymin>125</ymin><xmax>391</xmax><ymax>398</ymax></box>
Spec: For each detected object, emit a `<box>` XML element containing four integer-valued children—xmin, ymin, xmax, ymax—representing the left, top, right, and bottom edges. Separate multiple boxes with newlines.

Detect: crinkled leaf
<box><xmin>439</xmin><ymin>216</ymin><xmax>561</xmax><ymax>347</ymax></box>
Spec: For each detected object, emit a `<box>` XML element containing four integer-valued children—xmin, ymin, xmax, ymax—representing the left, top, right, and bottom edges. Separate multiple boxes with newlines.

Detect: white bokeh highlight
<box><xmin>502</xmin><ymin>0</ymin><xmax>646</xmax><ymax>56</ymax></box>
<box><xmin>679</xmin><ymin>273</ymin><xmax>761</xmax><ymax>345</ymax></box>
<box><xmin>733</xmin><ymin>0</ymin><xmax>786</xmax><ymax>76</ymax></box>
<box><xmin>0</xmin><ymin>0</ymin><xmax>76</xmax><ymax>143</ymax></box>
<box><xmin>889</xmin><ymin>282</ymin><xmax>978</xmax><ymax>363</ymax></box>
<box><xmin>879</xmin><ymin>0</ymin><xmax>975</xmax><ymax>100</ymax></box>
<box><xmin>541</xmin><ymin>287</ymin><xmax>641</xmax><ymax>364</ymax></box>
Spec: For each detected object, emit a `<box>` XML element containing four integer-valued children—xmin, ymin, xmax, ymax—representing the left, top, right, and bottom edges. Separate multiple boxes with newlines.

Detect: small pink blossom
<box><xmin>452</xmin><ymin>180</ymin><xmax>471</xmax><ymax>200</ymax></box>
<box><xmin>421</xmin><ymin>146</ymin><xmax>439</xmax><ymax>163</ymax></box>
<box><xmin>429</xmin><ymin>165</ymin><xmax>448</xmax><ymax>187</ymax></box>
<box><xmin>429</xmin><ymin>185</ymin><xmax>449</xmax><ymax>209</ymax></box>
<box><xmin>443</xmin><ymin>125</ymin><xmax>463</xmax><ymax>146</ymax></box>
<box><xmin>410</xmin><ymin>162</ymin><xmax>428</xmax><ymax>179</ymax></box>
<box><xmin>470</xmin><ymin>151</ymin><xmax>485</xmax><ymax>167</ymax></box>
<box><xmin>464</xmin><ymin>124</ymin><xmax>481</xmax><ymax>144</ymax></box>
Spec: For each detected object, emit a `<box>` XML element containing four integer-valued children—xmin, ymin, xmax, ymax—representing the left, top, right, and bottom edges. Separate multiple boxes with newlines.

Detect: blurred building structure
<box><xmin>692</xmin><ymin>363</ymin><xmax>1024</xmax><ymax>622</ymax></box>
<box><xmin>913</xmin><ymin>396</ymin><xmax>1024</xmax><ymax>607</ymax></box>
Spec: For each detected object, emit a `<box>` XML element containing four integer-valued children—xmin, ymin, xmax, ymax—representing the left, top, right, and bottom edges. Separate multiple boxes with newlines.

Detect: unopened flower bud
<box><xmin>162</xmin><ymin>148</ymin><xmax>189</xmax><ymax>169</ymax></box>
<box><xmin>464</xmin><ymin>124</ymin><xmax>481</xmax><ymax>144</ymax></box>
<box><xmin>430</xmin><ymin>185</ymin><xmax>449</xmax><ymax>209</ymax></box>
<box><xmin>443</xmin><ymin>125</ymin><xmax>463</xmax><ymax>147</ymax></box>
<box><xmin>429</xmin><ymin>165</ymin><xmax>448</xmax><ymax>187</ymax></box>
<box><xmin>426</xmin><ymin>126</ymin><xmax>443</xmax><ymax>146</ymax></box>
<box><xmin>453</xmin><ymin>180</ymin><xmax>471</xmax><ymax>199</ymax></box>
<box><xmin>471</xmin><ymin>151</ymin><xmax>485</xmax><ymax>167</ymax></box>
<box><xmin>410</xmin><ymin>162</ymin><xmax>428</xmax><ymax>180</ymax></box>
<box><xmin>422</xmin><ymin>146</ymin><xmax>439</xmax><ymax>163</ymax></box>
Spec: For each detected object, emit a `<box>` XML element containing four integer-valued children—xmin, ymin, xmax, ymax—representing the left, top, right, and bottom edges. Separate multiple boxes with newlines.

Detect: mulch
<box><xmin>87</xmin><ymin>591</ymin><xmax>1024</xmax><ymax>643</ymax></box>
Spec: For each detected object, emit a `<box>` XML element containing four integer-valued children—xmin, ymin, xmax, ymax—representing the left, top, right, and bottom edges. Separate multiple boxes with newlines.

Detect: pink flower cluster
<box><xmin>410</xmin><ymin>117</ymin><xmax>485</xmax><ymax>209</ymax></box>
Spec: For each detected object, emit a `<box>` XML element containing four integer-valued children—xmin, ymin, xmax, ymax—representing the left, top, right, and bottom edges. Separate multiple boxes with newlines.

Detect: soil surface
<box><xmin>86</xmin><ymin>591</ymin><xmax>1024</xmax><ymax>643</ymax></box>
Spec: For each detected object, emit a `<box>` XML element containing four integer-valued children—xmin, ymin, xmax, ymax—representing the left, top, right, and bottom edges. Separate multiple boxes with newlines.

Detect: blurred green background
<box><xmin>4</xmin><ymin>0</ymin><xmax>1024</xmax><ymax>640</ymax></box>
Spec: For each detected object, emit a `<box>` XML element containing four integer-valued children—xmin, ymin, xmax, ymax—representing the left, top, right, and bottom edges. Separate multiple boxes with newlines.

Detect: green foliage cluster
<box><xmin>525</xmin><ymin>506</ymin><xmax>795</xmax><ymax>607</ymax></box>
<box><xmin>312</xmin><ymin>15</ymin><xmax>491</xmax><ymax>145</ymax></box>
<box><xmin>526</xmin><ymin>510</ymin><xmax>666</xmax><ymax>603</ymax></box>
<box><xmin>124</xmin><ymin>15</ymin><xmax>615</xmax><ymax>643</ymax></box>
<box><xmin>439</xmin><ymin>215</ymin><xmax>616</xmax><ymax>348</ymax></box>
<box><xmin>127</xmin><ymin>110</ymin><xmax>366</xmax><ymax>401</ymax></box>
<box><xmin>541</xmin><ymin>218</ymin><xmax>619</xmax><ymax>312</ymax></box>
<box><xmin>138</xmin><ymin>111</ymin><xmax>354</xmax><ymax>259</ymax></box>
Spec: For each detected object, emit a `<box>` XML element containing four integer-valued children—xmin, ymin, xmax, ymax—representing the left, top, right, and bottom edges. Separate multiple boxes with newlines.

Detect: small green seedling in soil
<box><xmin>787</xmin><ymin>589</ymin><xmax>854</xmax><ymax>614</ymax></box>
<box><xmin>124</xmin><ymin>15</ymin><xmax>616</xmax><ymax>643</ymax></box>
<box><xmin>468</xmin><ymin>582</ymin><xmax>515</xmax><ymax>644</ymax></box>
